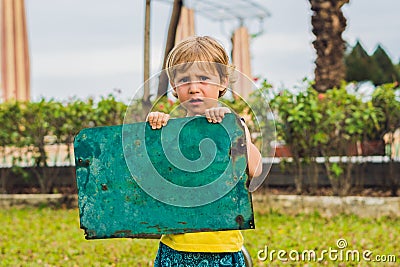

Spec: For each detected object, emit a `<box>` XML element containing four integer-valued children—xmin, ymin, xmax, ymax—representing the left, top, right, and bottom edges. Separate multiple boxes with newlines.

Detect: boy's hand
<box><xmin>146</xmin><ymin>112</ymin><xmax>170</xmax><ymax>129</ymax></box>
<box><xmin>205</xmin><ymin>107</ymin><xmax>231</xmax><ymax>123</ymax></box>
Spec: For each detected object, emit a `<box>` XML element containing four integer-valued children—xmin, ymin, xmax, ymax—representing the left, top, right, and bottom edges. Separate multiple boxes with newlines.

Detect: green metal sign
<box><xmin>74</xmin><ymin>114</ymin><xmax>254</xmax><ymax>239</ymax></box>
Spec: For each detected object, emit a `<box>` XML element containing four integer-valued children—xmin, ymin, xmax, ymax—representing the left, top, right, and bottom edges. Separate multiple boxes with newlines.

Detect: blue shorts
<box><xmin>154</xmin><ymin>242</ymin><xmax>246</xmax><ymax>267</ymax></box>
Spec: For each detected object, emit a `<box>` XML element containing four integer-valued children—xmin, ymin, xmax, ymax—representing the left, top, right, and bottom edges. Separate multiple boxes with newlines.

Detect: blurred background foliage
<box><xmin>1</xmin><ymin>80</ymin><xmax>398</xmax><ymax>195</ymax></box>
<box><xmin>268</xmin><ymin>80</ymin><xmax>399</xmax><ymax>195</ymax></box>
<box><xmin>0</xmin><ymin>42</ymin><xmax>399</xmax><ymax>195</ymax></box>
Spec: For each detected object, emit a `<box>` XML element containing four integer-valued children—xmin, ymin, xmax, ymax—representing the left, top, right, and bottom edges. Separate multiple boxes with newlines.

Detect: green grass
<box><xmin>1</xmin><ymin>207</ymin><xmax>399</xmax><ymax>266</ymax></box>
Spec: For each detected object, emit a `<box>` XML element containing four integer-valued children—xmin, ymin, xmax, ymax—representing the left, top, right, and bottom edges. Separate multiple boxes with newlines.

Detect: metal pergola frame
<box><xmin>158</xmin><ymin>0</ymin><xmax>270</xmax><ymax>22</ymax></box>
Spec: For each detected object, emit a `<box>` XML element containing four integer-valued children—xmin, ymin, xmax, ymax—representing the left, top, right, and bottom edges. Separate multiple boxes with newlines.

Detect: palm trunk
<box><xmin>309</xmin><ymin>0</ymin><xmax>349</xmax><ymax>92</ymax></box>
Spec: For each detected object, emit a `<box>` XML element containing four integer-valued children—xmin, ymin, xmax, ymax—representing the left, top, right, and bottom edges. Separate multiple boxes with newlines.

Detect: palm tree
<box><xmin>309</xmin><ymin>0</ymin><xmax>349</xmax><ymax>92</ymax></box>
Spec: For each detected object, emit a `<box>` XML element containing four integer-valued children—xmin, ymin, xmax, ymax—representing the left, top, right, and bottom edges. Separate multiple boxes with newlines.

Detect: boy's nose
<box><xmin>188</xmin><ymin>81</ymin><xmax>200</xmax><ymax>94</ymax></box>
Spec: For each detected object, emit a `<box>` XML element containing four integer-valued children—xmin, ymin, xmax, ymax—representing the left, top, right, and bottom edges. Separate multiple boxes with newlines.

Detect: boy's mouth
<box><xmin>189</xmin><ymin>98</ymin><xmax>204</xmax><ymax>104</ymax></box>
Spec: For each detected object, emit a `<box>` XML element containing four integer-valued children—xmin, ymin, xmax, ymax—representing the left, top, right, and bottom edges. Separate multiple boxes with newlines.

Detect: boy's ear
<box><xmin>219</xmin><ymin>78</ymin><xmax>229</xmax><ymax>91</ymax></box>
<box><xmin>169</xmin><ymin>81</ymin><xmax>177</xmax><ymax>95</ymax></box>
<box><xmin>170</xmin><ymin>82</ymin><xmax>178</xmax><ymax>97</ymax></box>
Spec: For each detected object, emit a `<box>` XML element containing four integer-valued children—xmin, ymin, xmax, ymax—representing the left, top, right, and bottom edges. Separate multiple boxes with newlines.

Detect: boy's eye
<box><xmin>199</xmin><ymin>76</ymin><xmax>209</xmax><ymax>81</ymax></box>
<box><xmin>178</xmin><ymin>77</ymin><xmax>189</xmax><ymax>83</ymax></box>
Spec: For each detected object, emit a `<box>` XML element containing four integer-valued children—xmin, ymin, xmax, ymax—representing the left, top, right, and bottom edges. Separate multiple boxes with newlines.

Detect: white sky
<box><xmin>24</xmin><ymin>0</ymin><xmax>400</xmax><ymax>102</ymax></box>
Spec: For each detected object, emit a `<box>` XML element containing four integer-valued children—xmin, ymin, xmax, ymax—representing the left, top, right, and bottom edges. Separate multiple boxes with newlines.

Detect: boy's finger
<box><xmin>156</xmin><ymin>113</ymin><xmax>170</xmax><ymax>129</ymax></box>
<box><xmin>218</xmin><ymin>108</ymin><xmax>229</xmax><ymax>117</ymax></box>
<box><xmin>146</xmin><ymin>113</ymin><xmax>154</xmax><ymax>122</ymax></box>
<box><xmin>205</xmin><ymin>110</ymin><xmax>212</xmax><ymax>122</ymax></box>
<box><xmin>149</xmin><ymin>112</ymin><xmax>160</xmax><ymax>128</ymax></box>
<box><xmin>155</xmin><ymin>115</ymin><xmax>164</xmax><ymax>129</ymax></box>
<box><xmin>212</xmin><ymin>109</ymin><xmax>221</xmax><ymax>123</ymax></box>
<box><xmin>162</xmin><ymin>114</ymin><xmax>170</xmax><ymax>126</ymax></box>
<box><xmin>208</xmin><ymin>111</ymin><xmax>217</xmax><ymax>123</ymax></box>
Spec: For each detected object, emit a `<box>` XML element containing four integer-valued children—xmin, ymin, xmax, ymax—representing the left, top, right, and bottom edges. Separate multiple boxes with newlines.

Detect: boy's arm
<box><xmin>206</xmin><ymin>107</ymin><xmax>262</xmax><ymax>178</ymax></box>
<box><xmin>242</xmin><ymin>122</ymin><xmax>262</xmax><ymax>178</ymax></box>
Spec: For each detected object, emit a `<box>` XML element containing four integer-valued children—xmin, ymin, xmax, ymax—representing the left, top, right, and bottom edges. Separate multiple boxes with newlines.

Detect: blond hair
<box><xmin>166</xmin><ymin>36</ymin><xmax>233</xmax><ymax>97</ymax></box>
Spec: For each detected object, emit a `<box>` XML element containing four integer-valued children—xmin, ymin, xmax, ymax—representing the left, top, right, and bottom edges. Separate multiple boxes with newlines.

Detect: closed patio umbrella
<box><xmin>231</xmin><ymin>26</ymin><xmax>252</xmax><ymax>100</ymax></box>
<box><xmin>0</xmin><ymin>0</ymin><xmax>30</xmax><ymax>101</ymax></box>
<box><xmin>175</xmin><ymin>6</ymin><xmax>195</xmax><ymax>43</ymax></box>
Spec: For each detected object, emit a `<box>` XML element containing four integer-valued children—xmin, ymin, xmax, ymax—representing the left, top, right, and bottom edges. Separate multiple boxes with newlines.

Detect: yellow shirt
<box><xmin>160</xmin><ymin>230</ymin><xmax>243</xmax><ymax>253</ymax></box>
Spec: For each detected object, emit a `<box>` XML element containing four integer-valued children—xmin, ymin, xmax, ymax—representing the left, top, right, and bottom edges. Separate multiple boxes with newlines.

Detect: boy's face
<box><xmin>171</xmin><ymin>63</ymin><xmax>227</xmax><ymax>116</ymax></box>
